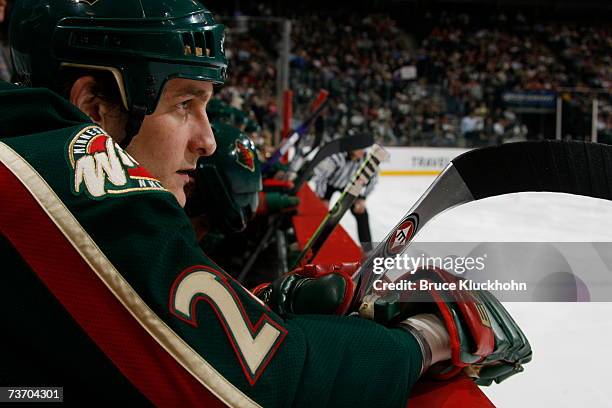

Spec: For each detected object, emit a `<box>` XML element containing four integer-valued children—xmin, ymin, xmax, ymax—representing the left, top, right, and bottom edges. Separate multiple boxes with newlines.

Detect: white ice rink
<box><xmin>334</xmin><ymin>174</ymin><xmax>612</xmax><ymax>407</ymax></box>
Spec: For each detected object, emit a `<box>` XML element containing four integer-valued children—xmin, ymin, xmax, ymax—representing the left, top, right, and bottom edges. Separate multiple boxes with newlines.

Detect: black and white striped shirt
<box><xmin>313</xmin><ymin>152</ymin><xmax>379</xmax><ymax>199</ymax></box>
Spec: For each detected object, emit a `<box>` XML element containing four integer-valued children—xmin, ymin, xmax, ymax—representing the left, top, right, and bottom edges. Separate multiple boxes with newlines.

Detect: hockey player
<box><xmin>186</xmin><ymin>120</ymin><xmax>299</xmax><ymax>276</ymax></box>
<box><xmin>207</xmin><ymin>98</ymin><xmax>261</xmax><ymax>136</ymax></box>
<box><xmin>1</xmin><ymin>1</ymin><xmax>530</xmax><ymax>406</ymax></box>
<box><xmin>206</xmin><ymin>98</ymin><xmax>264</xmax><ymax>154</ymax></box>
<box><xmin>186</xmin><ymin>121</ymin><xmax>262</xmax><ymax>238</ymax></box>
<box><xmin>189</xmin><ymin>120</ymin><xmax>297</xmax><ymax>236</ymax></box>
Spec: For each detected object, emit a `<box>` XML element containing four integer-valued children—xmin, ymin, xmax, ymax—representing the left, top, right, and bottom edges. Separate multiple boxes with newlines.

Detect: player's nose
<box><xmin>192</xmin><ymin>112</ymin><xmax>216</xmax><ymax>157</ymax></box>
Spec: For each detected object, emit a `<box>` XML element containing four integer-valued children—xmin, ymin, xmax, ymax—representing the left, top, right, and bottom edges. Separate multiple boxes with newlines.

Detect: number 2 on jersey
<box><xmin>170</xmin><ymin>266</ymin><xmax>287</xmax><ymax>385</ymax></box>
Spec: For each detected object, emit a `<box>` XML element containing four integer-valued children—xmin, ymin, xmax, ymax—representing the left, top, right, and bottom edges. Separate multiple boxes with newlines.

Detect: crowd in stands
<box><xmin>217</xmin><ymin>9</ymin><xmax>611</xmax><ymax>147</ymax></box>
<box><xmin>214</xmin><ymin>22</ymin><xmax>280</xmax><ymax>146</ymax></box>
<box><xmin>416</xmin><ymin>12</ymin><xmax>611</xmax><ymax>143</ymax></box>
<box><xmin>543</xmin><ymin>23</ymin><xmax>612</xmax><ymax>142</ymax></box>
<box><xmin>0</xmin><ymin>2</ymin><xmax>610</xmax><ymax>147</ymax></box>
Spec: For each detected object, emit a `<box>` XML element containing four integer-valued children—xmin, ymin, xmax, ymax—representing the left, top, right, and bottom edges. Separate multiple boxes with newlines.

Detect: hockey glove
<box><xmin>252</xmin><ymin>262</ymin><xmax>359</xmax><ymax>316</ymax></box>
<box><xmin>359</xmin><ymin>267</ymin><xmax>532</xmax><ymax>385</ymax></box>
<box><xmin>256</xmin><ymin>192</ymin><xmax>300</xmax><ymax>215</ymax></box>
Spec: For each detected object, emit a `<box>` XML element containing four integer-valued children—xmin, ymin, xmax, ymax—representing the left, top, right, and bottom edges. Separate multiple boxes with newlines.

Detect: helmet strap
<box><xmin>120</xmin><ymin>105</ymin><xmax>147</xmax><ymax>148</ymax></box>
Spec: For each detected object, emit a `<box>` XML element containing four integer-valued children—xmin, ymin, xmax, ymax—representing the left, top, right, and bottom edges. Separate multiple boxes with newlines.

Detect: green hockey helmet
<box><xmin>207</xmin><ymin>98</ymin><xmax>262</xmax><ymax>137</ymax></box>
<box><xmin>207</xmin><ymin>98</ymin><xmax>233</xmax><ymax>120</ymax></box>
<box><xmin>207</xmin><ymin>98</ymin><xmax>250</xmax><ymax>129</ymax></box>
<box><xmin>187</xmin><ymin>121</ymin><xmax>262</xmax><ymax>233</ymax></box>
<box><xmin>244</xmin><ymin>117</ymin><xmax>262</xmax><ymax>134</ymax></box>
<box><xmin>9</xmin><ymin>0</ymin><xmax>227</xmax><ymax>140</ymax></box>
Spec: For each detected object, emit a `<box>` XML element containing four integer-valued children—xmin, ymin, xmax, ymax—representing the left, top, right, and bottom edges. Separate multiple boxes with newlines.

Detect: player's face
<box><xmin>126</xmin><ymin>78</ymin><xmax>216</xmax><ymax>207</ymax></box>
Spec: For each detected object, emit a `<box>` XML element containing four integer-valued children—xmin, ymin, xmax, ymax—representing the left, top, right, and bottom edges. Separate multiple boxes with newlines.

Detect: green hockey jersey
<box><xmin>0</xmin><ymin>81</ymin><xmax>421</xmax><ymax>407</ymax></box>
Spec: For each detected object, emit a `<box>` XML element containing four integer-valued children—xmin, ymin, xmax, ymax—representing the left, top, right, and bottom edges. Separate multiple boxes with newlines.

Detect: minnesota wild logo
<box><xmin>66</xmin><ymin>126</ymin><xmax>166</xmax><ymax>199</ymax></box>
<box><xmin>234</xmin><ymin>139</ymin><xmax>255</xmax><ymax>172</ymax></box>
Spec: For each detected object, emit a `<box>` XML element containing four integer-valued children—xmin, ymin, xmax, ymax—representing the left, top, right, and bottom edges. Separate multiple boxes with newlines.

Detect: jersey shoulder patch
<box><xmin>66</xmin><ymin>126</ymin><xmax>167</xmax><ymax>199</ymax></box>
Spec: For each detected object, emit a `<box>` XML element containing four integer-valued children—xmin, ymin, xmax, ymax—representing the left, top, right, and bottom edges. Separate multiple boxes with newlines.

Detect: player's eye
<box><xmin>177</xmin><ymin>99</ymin><xmax>191</xmax><ymax>110</ymax></box>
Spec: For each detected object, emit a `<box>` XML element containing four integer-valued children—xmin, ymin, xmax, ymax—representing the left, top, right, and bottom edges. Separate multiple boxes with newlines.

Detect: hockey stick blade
<box><xmin>292</xmin><ymin>144</ymin><xmax>389</xmax><ymax>268</ymax></box>
<box><xmin>349</xmin><ymin>140</ymin><xmax>612</xmax><ymax>311</ymax></box>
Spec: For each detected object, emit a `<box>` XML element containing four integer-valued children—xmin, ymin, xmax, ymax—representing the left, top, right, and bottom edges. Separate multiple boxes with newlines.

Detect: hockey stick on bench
<box><xmin>349</xmin><ymin>140</ymin><xmax>612</xmax><ymax>311</ymax></box>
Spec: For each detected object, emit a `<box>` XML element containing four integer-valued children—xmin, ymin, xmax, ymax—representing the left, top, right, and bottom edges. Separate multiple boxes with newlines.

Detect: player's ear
<box><xmin>70</xmin><ymin>76</ymin><xmax>103</xmax><ymax>123</ymax></box>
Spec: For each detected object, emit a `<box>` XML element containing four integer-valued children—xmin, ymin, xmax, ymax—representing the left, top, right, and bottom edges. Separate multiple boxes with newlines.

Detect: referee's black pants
<box><xmin>323</xmin><ymin>185</ymin><xmax>373</xmax><ymax>252</ymax></box>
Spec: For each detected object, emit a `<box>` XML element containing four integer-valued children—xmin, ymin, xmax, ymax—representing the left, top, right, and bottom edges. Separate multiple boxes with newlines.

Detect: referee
<box><xmin>313</xmin><ymin>148</ymin><xmax>379</xmax><ymax>252</ymax></box>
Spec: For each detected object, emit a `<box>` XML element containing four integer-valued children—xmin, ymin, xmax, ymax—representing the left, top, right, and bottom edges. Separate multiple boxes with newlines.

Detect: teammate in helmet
<box><xmin>186</xmin><ymin>121</ymin><xmax>300</xmax><ymax>278</ymax></box>
<box><xmin>207</xmin><ymin>97</ymin><xmax>265</xmax><ymax>157</ymax></box>
<box><xmin>208</xmin><ymin>99</ymin><xmax>249</xmax><ymax>130</ymax></box>
<box><xmin>186</xmin><ymin>120</ymin><xmax>262</xmax><ymax>235</ymax></box>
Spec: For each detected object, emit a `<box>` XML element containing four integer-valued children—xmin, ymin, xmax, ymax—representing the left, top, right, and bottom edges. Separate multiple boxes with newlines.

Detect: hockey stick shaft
<box><xmin>284</xmin><ymin>91</ymin><xmax>331</xmax><ymax>174</ymax></box>
<box><xmin>292</xmin><ymin>90</ymin><xmax>330</xmax><ymax>154</ymax></box>
<box><xmin>261</xmin><ymin>90</ymin><xmax>329</xmax><ymax>174</ymax></box>
<box><xmin>292</xmin><ymin>144</ymin><xmax>389</xmax><ymax>268</ymax></box>
<box><xmin>349</xmin><ymin>140</ymin><xmax>612</xmax><ymax>311</ymax></box>
<box><xmin>237</xmin><ymin>216</ymin><xmax>279</xmax><ymax>283</ymax></box>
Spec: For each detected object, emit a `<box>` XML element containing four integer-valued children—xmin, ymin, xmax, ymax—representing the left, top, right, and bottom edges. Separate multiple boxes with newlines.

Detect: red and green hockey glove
<box><xmin>252</xmin><ymin>262</ymin><xmax>360</xmax><ymax>316</ymax></box>
<box><xmin>359</xmin><ymin>267</ymin><xmax>532</xmax><ymax>385</ymax></box>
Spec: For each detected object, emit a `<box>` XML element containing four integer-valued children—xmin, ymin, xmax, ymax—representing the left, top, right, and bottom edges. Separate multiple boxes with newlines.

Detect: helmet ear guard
<box><xmin>58</xmin><ymin>63</ymin><xmax>131</xmax><ymax>112</ymax></box>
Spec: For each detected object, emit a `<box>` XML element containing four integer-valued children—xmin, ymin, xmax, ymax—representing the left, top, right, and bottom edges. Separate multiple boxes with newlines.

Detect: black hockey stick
<box><xmin>349</xmin><ymin>140</ymin><xmax>612</xmax><ymax>311</ymax></box>
<box><xmin>291</xmin><ymin>144</ymin><xmax>389</xmax><ymax>268</ymax></box>
<box><xmin>261</xmin><ymin>90</ymin><xmax>329</xmax><ymax>174</ymax></box>
<box><xmin>290</xmin><ymin>91</ymin><xmax>330</xmax><ymax>159</ymax></box>
<box><xmin>289</xmin><ymin>132</ymin><xmax>375</xmax><ymax>194</ymax></box>
<box><xmin>285</xmin><ymin>121</ymin><xmax>324</xmax><ymax>176</ymax></box>
<box><xmin>237</xmin><ymin>215</ymin><xmax>282</xmax><ymax>282</ymax></box>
